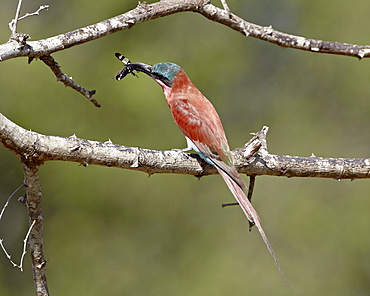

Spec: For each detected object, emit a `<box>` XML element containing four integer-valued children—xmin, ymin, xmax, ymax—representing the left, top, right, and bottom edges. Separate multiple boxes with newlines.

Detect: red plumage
<box><xmin>167</xmin><ymin>70</ymin><xmax>233</xmax><ymax>164</ymax></box>
<box><xmin>157</xmin><ymin>68</ymin><xmax>287</xmax><ymax>285</ymax></box>
<box><xmin>115</xmin><ymin>57</ymin><xmax>287</xmax><ymax>284</ymax></box>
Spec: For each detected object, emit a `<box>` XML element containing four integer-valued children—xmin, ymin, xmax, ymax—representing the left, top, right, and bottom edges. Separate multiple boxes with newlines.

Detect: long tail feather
<box><xmin>217</xmin><ymin>169</ymin><xmax>288</xmax><ymax>286</ymax></box>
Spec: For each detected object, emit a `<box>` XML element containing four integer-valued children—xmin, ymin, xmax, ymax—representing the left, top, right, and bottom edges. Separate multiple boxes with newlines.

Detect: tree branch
<box><xmin>198</xmin><ymin>4</ymin><xmax>370</xmax><ymax>59</ymax></box>
<box><xmin>2</xmin><ymin>0</ymin><xmax>370</xmax><ymax>62</ymax></box>
<box><xmin>1</xmin><ymin>0</ymin><xmax>369</xmax><ymax>108</ymax></box>
<box><xmin>22</xmin><ymin>161</ymin><xmax>49</xmax><ymax>296</ymax></box>
<box><xmin>9</xmin><ymin>0</ymin><xmax>23</xmax><ymax>35</ymax></box>
<box><xmin>1</xmin><ymin>1</ymin><xmax>369</xmax><ymax>294</ymax></box>
<box><xmin>39</xmin><ymin>55</ymin><xmax>100</xmax><ymax>107</ymax></box>
<box><xmin>1</xmin><ymin>113</ymin><xmax>369</xmax><ymax>180</ymax></box>
<box><xmin>0</xmin><ymin>0</ymin><xmax>203</xmax><ymax>61</ymax></box>
<box><xmin>9</xmin><ymin>4</ymin><xmax>49</xmax><ymax>34</ymax></box>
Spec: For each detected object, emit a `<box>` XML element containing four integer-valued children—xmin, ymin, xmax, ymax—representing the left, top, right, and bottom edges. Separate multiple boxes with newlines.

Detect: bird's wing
<box><xmin>169</xmin><ymin>96</ymin><xmax>229</xmax><ymax>158</ymax></box>
<box><xmin>168</xmin><ymin>91</ymin><xmax>287</xmax><ymax>284</ymax></box>
<box><xmin>169</xmin><ymin>95</ymin><xmax>246</xmax><ymax>189</ymax></box>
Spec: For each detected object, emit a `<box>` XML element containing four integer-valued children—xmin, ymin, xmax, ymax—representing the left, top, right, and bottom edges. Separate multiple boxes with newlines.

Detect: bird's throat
<box><xmin>155</xmin><ymin>79</ymin><xmax>172</xmax><ymax>98</ymax></box>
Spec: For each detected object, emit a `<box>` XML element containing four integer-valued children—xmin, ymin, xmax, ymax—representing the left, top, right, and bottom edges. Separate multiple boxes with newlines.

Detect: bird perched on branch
<box><xmin>115</xmin><ymin>53</ymin><xmax>287</xmax><ymax>284</ymax></box>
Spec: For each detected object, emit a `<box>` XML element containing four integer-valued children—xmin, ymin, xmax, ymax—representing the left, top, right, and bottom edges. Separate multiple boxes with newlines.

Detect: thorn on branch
<box><xmin>357</xmin><ymin>48</ymin><xmax>370</xmax><ymax>59</ymax></box>
<box><xmin>18</xmin><ymin>194</ymin><xmax>27</xmax><ymax>204</ymax></box>
<box><xmin>39</xmin><ymin>55</ymin><xmax>101</xmax><ymax>108</ymax></box>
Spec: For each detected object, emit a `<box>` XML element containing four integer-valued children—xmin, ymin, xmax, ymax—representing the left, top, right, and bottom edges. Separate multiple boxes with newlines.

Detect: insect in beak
<box><xmin>114</xmin><ymin>52</ymin><xmax>138</xmax><ymax>80</ymax></box>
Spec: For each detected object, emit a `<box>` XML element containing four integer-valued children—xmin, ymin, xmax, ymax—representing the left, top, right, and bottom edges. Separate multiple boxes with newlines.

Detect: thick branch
<box><xmin>1</xmin><ymin>0</ymin><xmax>370</xmax><ymax>62</ymax></box>
<box><xmin>1</xmin><ymin>0</ymin><xmax>369</xmax><ymax>108</ymax></box>
<box><xmin>0</xmin><ymin>0</ymin><xmax>208</xmax><ymax>61</ymax></box>
<box><xmin>238</xmin><ymin>153</ymin><xmax>370</xmax><ymax>180</ymax></box>
<box><xmin>22</xmin><ymin>161</ymin><xmax>49</xmax><ymax>296</ymax></box>
<box><xmin>198</xmin><ymin>4</ymin><xmax>370</xmax><ymax>59</ymax></box>
<box><xmin>1</xmin><ymin>113</ymin><xmax>369</xmax><ymax>180</ymax></box>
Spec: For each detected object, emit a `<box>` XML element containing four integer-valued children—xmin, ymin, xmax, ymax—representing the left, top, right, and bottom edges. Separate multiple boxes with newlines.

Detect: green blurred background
<box><xmin>1</xmin><ymin>0</ymin><xmax>370</xmax><ymax>295</ymax></box>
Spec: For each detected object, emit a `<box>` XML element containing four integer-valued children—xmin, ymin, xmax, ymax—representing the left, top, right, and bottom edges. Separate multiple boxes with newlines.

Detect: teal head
<box><xmin>116</xmin><ymin>60</ymin><xmax>181</xmax><ymax>87</ymax></box>
<box><xmin>150</xmin><ymin>63</ymin><xmax>181</xmax><ymax>86</ymax></box>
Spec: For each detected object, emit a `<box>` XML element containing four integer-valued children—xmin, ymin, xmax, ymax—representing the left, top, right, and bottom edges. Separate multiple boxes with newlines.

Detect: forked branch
<box><xmin>1</xmin><ymin>1</ymin><xmax>370</xmax><ymax>294</ymax></box>
<box><xmin>9</xmin><ymin>3</ymin><xmax>49</xmax><ymax>34</ymax></box>
<box><xmin>2</xmin><ymin>0</ymin><xmax>370</xmax><ymax>62</ymax></box>
<box><xmin>1</xmin><ymin>0</ymin><xmax>370</xmax><ymax>106</ymax></box>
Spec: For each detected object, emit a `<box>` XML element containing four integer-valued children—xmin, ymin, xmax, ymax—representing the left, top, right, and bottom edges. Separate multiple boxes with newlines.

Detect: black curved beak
<box><xmin>129</xmin><ymin>63</ymin><xmax>153</xmax><ymax>75</ymax></box>
<box><xmin>131</xmin><ymin>63</ymin><xmax>172</xmax><ymax>87</ymax></box>
<box><xmin>115</xmin><ymin>56</ymin><xmax>172</xmax><ymax>87</ymax></box>
<box><xmin>115</xmin><ymin>62</ymin><xmax>153</xmax><ymax>80</ymax></box>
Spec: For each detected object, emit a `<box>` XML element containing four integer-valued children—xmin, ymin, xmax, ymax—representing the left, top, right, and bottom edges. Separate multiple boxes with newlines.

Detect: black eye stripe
<box><xmin>151</xmin><ymin>72</ymin><xmax>172</xmax><ymax>87</ymax></box>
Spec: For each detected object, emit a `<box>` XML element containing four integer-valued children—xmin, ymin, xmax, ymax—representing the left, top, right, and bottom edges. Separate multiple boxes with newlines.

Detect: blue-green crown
<box><xmin>152</xmin><ymin>63</ymin><xmax>181</xmax><ymax>83</ymax></box>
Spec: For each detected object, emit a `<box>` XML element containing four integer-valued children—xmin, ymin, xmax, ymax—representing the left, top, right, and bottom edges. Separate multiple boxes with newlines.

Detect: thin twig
<box><xmin>0</xmin><ymin>182</ymin><xmax>24</xmax><ymax>221</ymax></box>
<box><xmin>246</xmin><ymin>175</ymin><xmax>256</xmax><ymax>203</ymax></box>
<box><xmin>19</xmin><ymin>219</ymin><xmax>36</xmax><ymax>271</ymax></box>
<box><xmin>221</xmin><ymin>202</ymin><xmax>238</xmax><ymax>207</ymax></box>
<box><xmin>17</xmin><ymin>5</ymin><xmax>49</xmax><ymax>22</ymax></box>
<box><xmin>247</xmin><ymin>175</ymin><xmax>256</xmax><ymax>230</ymax></box>
<box><xmin>0</xmin><ymin>239</ymin><xmax>18</xmax><ymax>268</ymax></box>
<box><xmin>39</xmin><ymin>55</ymin><xmax>101</xmax><ymax>107</ymax></box>
<box><xmin>0</xmin><ymin>220</ymin><xmax>36</xmax><ymax>271</ymax></box>
<box><xmin>221</xmin><ymin>176</ymin><xmax>256</xmax><ymax>214</ymax></box>
<box><xmin>10</xmin><ymin>0</ymin><xmax>23</xmax><ymax>34</ymax></box>
<box><xmin>220</xmin><ymin>0</ymin><xmax>230</xmax><ymax>12</ymax></box>
<box><xmin>9</xmin><ymin>4</ymin><xmax>49</xmax><ymax>33</ymax></box>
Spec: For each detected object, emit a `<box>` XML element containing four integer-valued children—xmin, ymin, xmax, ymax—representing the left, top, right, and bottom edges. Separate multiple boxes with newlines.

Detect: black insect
<box><xmin>114</xmin><ymin>52</ymin><xmax>138</xmax><ymax>80</ymax></box>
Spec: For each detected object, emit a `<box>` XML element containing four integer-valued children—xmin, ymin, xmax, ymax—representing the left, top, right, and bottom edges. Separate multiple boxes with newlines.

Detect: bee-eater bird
<box><xmin>115</xmin><ymin>54</ymin><xmax>287</xmax><ymax>284</ymax></box>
